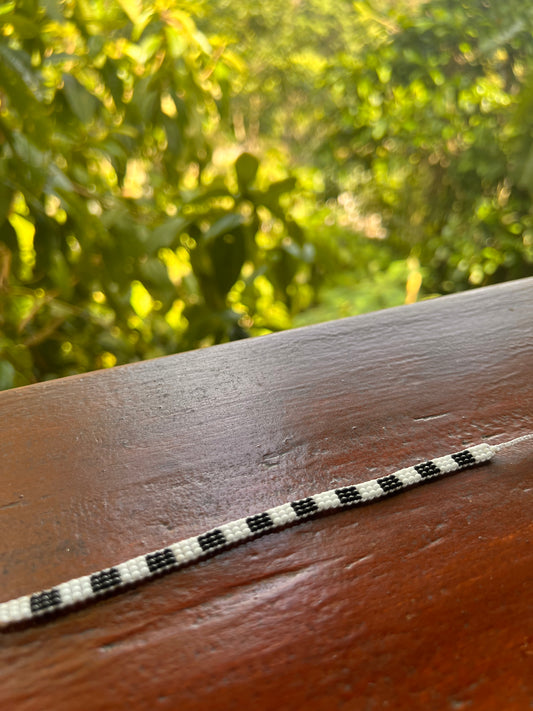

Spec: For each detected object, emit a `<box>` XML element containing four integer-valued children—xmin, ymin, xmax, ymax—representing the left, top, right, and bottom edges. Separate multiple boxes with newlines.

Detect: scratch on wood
<box><xmin>413</xmin><ymin>413</ymin><xmax>450</xmax><ymax>422</ymax></box>
<box><xmin>0</xmin><ymin>499</ymin><xmax>26</xmax><ymax>511</ymax></box>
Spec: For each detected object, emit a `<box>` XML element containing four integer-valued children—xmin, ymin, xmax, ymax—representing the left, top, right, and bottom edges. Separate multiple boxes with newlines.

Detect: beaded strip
<box><xmin>0</xmin><ymin>441</ymin><xmax>503</xmax><ymax>627</ymax></box>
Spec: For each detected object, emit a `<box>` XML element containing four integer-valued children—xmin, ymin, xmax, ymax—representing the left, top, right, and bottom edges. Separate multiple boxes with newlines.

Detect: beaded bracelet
<box><xmin>1</xmin><ymin>435</ymin><xmax>530</xmax><ymax>628</ymax></box>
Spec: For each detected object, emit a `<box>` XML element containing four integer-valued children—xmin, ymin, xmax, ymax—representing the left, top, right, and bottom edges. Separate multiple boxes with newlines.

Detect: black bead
<box><xmin>197</xmin><ymin>529</ymin><xmax>226</xmax><ymax>552</ymax></box>
<box><xmin>451</xmin><ymin>450</ymin><xmax>477</xmax><ymax>468</ymax></box>
<box><xmin>146</xmin><ymin>548</ymin><xmax>177</xmax><ymax>573</ymax></box>
<box><xmin>30</xmin><ymin>588</ymin><xmax>62</xmax><ymax>613</ymax></box>
<box><xmin>291</xmin><ymin>497</ymin><xmax>319</xmax><ymax>518</ymax></box>
<box><xmin>90</xmin><ymin>567</ymin><xmax>122</xmax><ymax>593</ymax></box>
<box><xmin>246</xmin><ymin>512</ymin><xmax>274</xmax><ymax>533</ymax></box>
<box><xmin>335</xmin><ymin>486</ymin><xmax>363</xmax><ymax>505</ymax></box>
<box><xmin>414</xmin><ymin>460</ymin><xmax>441</xmax><ymax>479</ymax></box>
<box><xmin>377</xmin><ymin>474</ymin><xmax>403</xmax><ymax>493</ymax></box>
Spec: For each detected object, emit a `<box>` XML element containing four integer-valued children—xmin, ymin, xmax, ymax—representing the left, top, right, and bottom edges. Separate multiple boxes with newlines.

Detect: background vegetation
<box><xmin>0</xmin><ymin>0</ymin><xmax>532</xmax><ymax>389</ymax></box>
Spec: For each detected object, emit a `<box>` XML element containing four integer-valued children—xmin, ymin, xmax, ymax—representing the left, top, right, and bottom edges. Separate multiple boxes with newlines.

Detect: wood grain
<box><xmin>0</xmin><ymin>278</ymin><xmax>532</xmax><ymax>711</ymax></box>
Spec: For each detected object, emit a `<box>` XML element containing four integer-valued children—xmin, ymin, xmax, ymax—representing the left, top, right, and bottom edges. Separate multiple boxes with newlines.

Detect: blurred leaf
<box><xmin>517</xmin><ymin>146</ymin><xmax>533</xmax><ymax>193</ymax></box>
<box><xmin>208</xmin><ymin>230</ymin><xmax>246</xmax><ymax>297</ymax></box>
<box><xmin>235</xmin><ymin>152</ymin><xmax>259</xmax><ymax>190</ymax></box>
<box><xmin>204</xmin><ymin>213</ymin><xmax>244</xmax><ymax>241</ymax></box>
<box><xmin>0</xmin><ymin>42</ymin><xmax>42</xmax><ymax>98</ymax></box>
<box><xmin>41</xmin><ymin>0</ymin><xmax>63</xmax><ymax>22</ymax></box>
<box><xmin>116</xmin><ymin>0</ymin><xmax>142</xmax><ymax>24</ymax></box>
<box><xmin>0</xmin><ymin>185</ymin><xmax>13</xmax><ymax>227</ymax></box>
<box><xmin>0</xmin><ymin>361</ymin><xmax>15</xmax><ymax>390</ymax></box>
<box><xmin>147</xmin><ymin>217</ymin><xmax>189</xmax><ymax>253</ymax></box>
<box><xmin>0</xmin><ymin>2</ymin><xmax>15</xmax><ymax>17</ymax></box>
<box><xmin>162</xmin><ymin>116</ymin><xmax>183</xmax><ymax>156</ymax></box>
<box><xmin>0</xmin><ymin>219</ymin><xmax>18</xmax><ymax>254</ymax></box>
<box><xmin>139</xmin><ymin>257</ymin><xmax>175</xmax><ymax>307</ymax></box>
<box><xmin>264</xmin><ymin>177</ymin><xmax>297</xmax><ymax>200</ymax></box>
<box><xmin>101</xmin><ymin>59</ymin><xmax>125</xmax><ymax>108</ymax></box>
<box><xmin>8</xmin><ymin>13</ymin><xmax>40</xmax><ymax>38</ymax></box>
<box><xmin>62</xmin><ymin>75</ymin><xmax>100</xmax><ymax>123</ymax></box>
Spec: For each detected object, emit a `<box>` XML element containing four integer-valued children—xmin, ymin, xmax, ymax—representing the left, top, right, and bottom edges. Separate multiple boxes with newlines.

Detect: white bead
<box><xmin>220</xmin><ymin>518</ymin><xmax>251</xmax><ymax>543</ymax></box>
<box><xmin>432</xmin><ymin>455</ymin><xmax>458</xmax><ymax>473</ymax></box>
<box><xmin>394</xmin><ymin>467</ymin><xmax>422</xmax><ymax>487</ymax></box>
<box><xmin>267</xmin><ymin>503</ymin><xmax>298</xmax><ymax>526</ymax></box>
<box><xmin>357</xmin><ymin>480</ymin><xmax>383</xmax><ymax>500</ymax></box>
<box><xmin>314</xmin><ymin>490</ymin><xmax>341</xmax><ymax>510</ymax></box>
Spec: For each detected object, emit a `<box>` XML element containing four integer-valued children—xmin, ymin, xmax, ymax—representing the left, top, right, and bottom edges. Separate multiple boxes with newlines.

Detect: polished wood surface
<box><xmin>1</xmin><ymin>279</ymin><xmax>532</xmax><ymax>710</ymax></box>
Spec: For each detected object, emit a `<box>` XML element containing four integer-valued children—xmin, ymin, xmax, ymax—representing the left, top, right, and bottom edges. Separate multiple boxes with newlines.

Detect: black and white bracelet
<box><xmin>0</xmin><ymin>436</ymin><xmax>529</xmax><ymax>628</ymax></box>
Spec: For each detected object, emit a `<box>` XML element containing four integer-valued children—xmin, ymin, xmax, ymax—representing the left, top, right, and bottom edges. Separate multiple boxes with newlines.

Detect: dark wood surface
<box><xmin>1</xmin><ymin>278</ymin><xmax>532</xmax><ymax>711</ymax></box>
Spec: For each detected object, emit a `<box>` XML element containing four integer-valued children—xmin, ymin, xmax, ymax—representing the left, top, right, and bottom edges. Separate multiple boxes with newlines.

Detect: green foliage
<box><xmin>210</xmin><ymin>0</ymin><xmax>533</xmax><ymax>298</ymax></box>
<box><xmin>0</xmin><ymin>0</ymin><xmax>315</xmax><ymax>387</ymax></box>
<box><xmin>0</xmin><ymin>0</ymin><xmax>532</xmax><ymax>389</ymax></box>
<box><xmin>329</xmin><ymin>0</ymin><xmax>533</xmax><ymax>294</ymax></box>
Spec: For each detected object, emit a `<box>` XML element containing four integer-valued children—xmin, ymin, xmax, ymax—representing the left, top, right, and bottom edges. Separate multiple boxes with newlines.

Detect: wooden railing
<box><xmin>1</xmin><ymin>277</ymin><xmax>532</xmax><ymax>710</ymax></box>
